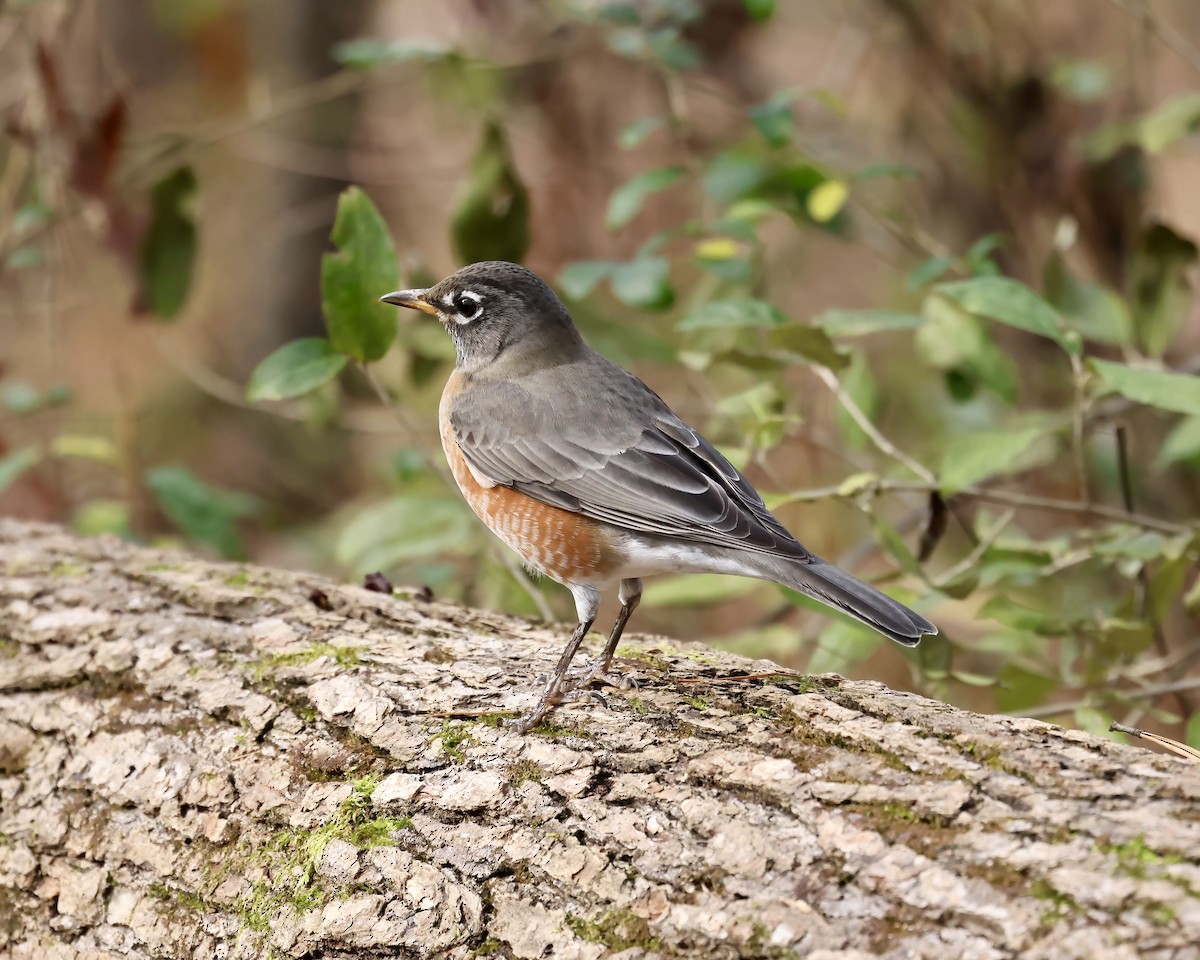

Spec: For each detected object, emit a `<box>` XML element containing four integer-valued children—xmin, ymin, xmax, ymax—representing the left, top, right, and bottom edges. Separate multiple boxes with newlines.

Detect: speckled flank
<box><xmin>440</xmin><ymin>372</ymin><xmax>615</xmax><ymax>585</ymax></box>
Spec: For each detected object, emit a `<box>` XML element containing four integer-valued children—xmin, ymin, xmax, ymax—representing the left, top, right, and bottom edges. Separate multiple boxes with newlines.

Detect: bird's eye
<box><xmin>454</xmin><ymin>294</ymin><xmax>482</xmax><ymax>320</ymax></box>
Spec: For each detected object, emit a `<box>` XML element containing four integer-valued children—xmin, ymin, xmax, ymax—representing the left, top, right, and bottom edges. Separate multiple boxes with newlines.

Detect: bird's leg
<box><xmin>511</xmin><ymin>616</ymin><xmax>595</xmax><ymax>734</ymax></box>
<box><xmin>512</xmin><ymin>585</ymin><xmax>603</xmax><ymax>733</ymax></box>
<box><xmin>563</xmin><ymin>578</ymin><xmax>643</xmax><ymax>693</ymax></box>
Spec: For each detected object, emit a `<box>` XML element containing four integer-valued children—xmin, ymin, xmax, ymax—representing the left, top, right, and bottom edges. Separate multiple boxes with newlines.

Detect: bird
<box><xmin>381</xmin><ymin>261</ymin><xmax>937</xmax><ymax>732</ymax></box>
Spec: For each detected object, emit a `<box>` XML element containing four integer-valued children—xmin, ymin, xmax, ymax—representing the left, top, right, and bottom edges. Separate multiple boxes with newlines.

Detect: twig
<box><xmin>771</xmin><ymin>477</ymin><xmax>1189</xmax><ymax>535</ymax></box>
<box><xmin>1109</xmin><ymin>722</ymin><xmax>1200</xmax><ymax>763</ymax></box>
<box><xmin>1105</xmin><ymin>0</ymin><xmax>1200</xmax><ymax>75</ymax></box>
<box><xmin>1018</xmin><ymin>675</ymin><xmax>1200</xmax><ymax>719</ymax></box>
<box><xmin>810</xmin><ymin>365</ymin><xmax>937</xmax><ymax>484</ymax></box>
<box><xmin>1069</xmin><ymin>351</ymin><xmax>1091</xmax><ymax>504</ymax></box>
<box><xmin>931</xmin><ymin>509</ymin><xmax>1015</xmax><ymax>589</ymax></box>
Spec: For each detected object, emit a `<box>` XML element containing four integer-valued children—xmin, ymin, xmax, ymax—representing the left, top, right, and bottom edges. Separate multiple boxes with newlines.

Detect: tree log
<box><xmin>1</xmin><ymin>519</ymin><xmax>1199</xmax><ymax>959</ymax></box>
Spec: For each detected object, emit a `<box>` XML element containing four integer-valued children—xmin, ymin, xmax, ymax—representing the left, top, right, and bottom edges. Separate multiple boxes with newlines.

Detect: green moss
<box><xmin>252</xmin><ymin>643</ymin><xmax>363</xmax><ymax>679</ymax></box>
<box><xmin>682</xmin><ymin>694</ymin><xmax>709</xmax><ymax>711</ymax></box>
<box><xmin>148</xmin><ymin>880</ymin><xmax>212</xmax><ymax>914</ymax></box>
<box><xmin>614</xmin><ymin>645</ymin><xmax>672</xmax><ymax>673</ymax></box>
<box><xmin>565</xmin><ymin>907</ymin><xmax>660</xmax><ymax>952</ymax></box>
<box><xmin>51</xmin><ymin>560</ymin><xmax>87</xmax><ymax>577</ymax></box>
<box><xmin>433</xmin><ymin>721</ymin><xmax>475</xmax><ymax>762</ymax></box>
<box><xmin>1099</xmin><ymin>834</ymin><xmax>1184</xmax><ymax>878</ymax></box>
<box><xmin>746</xmin><ymin>920</ymin><xmax>802</xmax><ymax>959</ymax></box>
<box><xmin>229</xmin><ymin>773</ymin><xmax>410</xmax><ymax>935</ymax></box>
<box><xmin>224</xmin><ymin>570</ymin><xmax>252</xmax><ymax>588</ymax></box>
<box><xmin>469</xmin><ymin>938</ymin><xmax>505</xmax><ymax>957</ymax></box>
<box><xmin>1031</xmin><ymin>878</ymin><xmax>1082</xmax><ymax>925</ymax></box>
<box><xmin>781</xmin><ymin>709</ymin><xmax>908</xmax><ymax>770</ymax></box>
<box><xmin>529</xmin><ymin>719</ymin><xmax>594</xmax><ymax>741</ymax></box>
<box><xmin>506</xmin><ymin>759</ymin><xmax>546</xmax><ymax>786</ymax></box>
<box><xmin>628</xmin><ymin>696</ymin><xmax>650</xmax><ymax>715</ymax></box>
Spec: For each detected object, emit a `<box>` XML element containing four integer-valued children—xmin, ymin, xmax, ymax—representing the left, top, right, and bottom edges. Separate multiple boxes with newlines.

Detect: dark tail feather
<box><xmin>772</xmin><ymin>556</ymin><xmax>936</xmax><ymax>647</ymax></box>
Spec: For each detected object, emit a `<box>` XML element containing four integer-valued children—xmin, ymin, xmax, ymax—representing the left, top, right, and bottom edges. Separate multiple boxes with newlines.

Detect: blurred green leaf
<box><xmin>1129</xmin><ymin>222</ymin><xmax>1197</xmax><ymax>358</ymax></box>
<box><xmin>146</xmin><ymin>466</ymin><xmax>258</xmax><ymax>559</ymax></box>
<box><xmin>836</xmin><ymin>351</ymin><xmax>878</xmax><ymax>451</ymax></box>
<box><xmin>0</xmin><ymin>447</ymin><xmax>39</xmax><ymax>498</ymax></box>
<box><xmin>73</xmin><ymin>499</ymin><xmax>131</xmax><ymax>539</ymax></box>
<box><xmin>138</xmin><ymin>166</ymin><xmax>197</xmax><ymax>321</ymax></box>
<box><xmin>743</xmin><ymin>0</ymin><xmax>776</xmax><ymax>22</ymax></box>
<box><xmin>965</xmin><ymin>233</ymin><xmax>1004</xmax><ymax>276</ymax></box>
<box><xmin>1157</xmin><ymin>416</ymin><xmax>1200</xmax><ymax>467</ymax></box>
<box><xmin>611</xmin><ymin>257</ymin><xmax>673</xmax><ymax>309</ymax></box>
<box><xmin>607</xmin><ymin>166</ymin><xmax>686</xmax><ymax>230</ymax></box>
<box><xmin>1185</xmin><ymin>712</ymin><xmax>1200</xmax><ymax>751</ymax></box>
<box><xmin>50</xmin><ymin>435</ymin><xmax>118</xmax><ymax>465</ymax></box>
<box><xmin>336</xmin><ymin>495</ymin><xmax>477</xmax><ymax>574</ymax></box>
<box><xmin>451</xmin><ymin>120</ymin><xmax>530</xmax><ymax>264</ymax></box>
<box><xmin>643</xmin><ymin>574</ymin><xmax>764</xmax><ymax>607</ymax></box>
<box><xmin>907</xmin><ymin>256</ymin><xmax>953</xmax><ymax>290</ymax></box>
<box><xmin>939</xmin><ymin>421</ymin><xmax>1056</xmax><ymax>494</ymax></box>
<box><xmin>996</xmin><ymin>663</ymin><xmax>1058</xmax><ymax>714</ymax></box>
<box><xmin>247</xmin><ymin>338</ymin><xmax>348</xmax><ymax>402</ymax></box>
<box><xmin>749</xmin><ymin>90</ymin><xmax>797</xmax><ymax>147</ymax></box>
<box><xmin>816</xmin><ymin>309</ymin><xmax>924</xmax><ymax>337</ymax></box>
<box><xmin>1044</xmin><ymin>253</ymin><xmax>1133</xmax><ymax>346</ymax></box>
<box><xmin>767</xmin><ymin>325</ymin><xmax>849</xmax><ymax>369</ymax></box>
<box><xmin>619</xmin><ymin>116</ymin><xmax>663</xmax><ymax>149</ymax></box>
<box><xmin>934</xmin><ymin>277</ymin><xmax>1077</xmax><ymax>353</ymax></box>
<box><xmin>917</xmin><ymin>295</ymin><xmax>1017</xmax><ymax>404</ymax></box>
<box><xmin>703</xmin><ymin>151</ymin><xmax>769</xmax><ymax>204</ymax></box>
<box><xmin>322</xmin><ymin>186</ymin><xmax>400</xmax><ymax>363</ymax></box>
<box><xmin>679</xmin><ymin>297</ymin><xmax>785</xmax><ymax>330</ymax></box>
<box><xmin>1050</xmin><ymin>59</ymin><xmax>1111</xmax><ymax>102</ymax></box>
<box><xmin>559</xmin><ymin>260</ymin><xmax>614</xmax><ymax>300</ymax></box>
<box><xmin>869</xmin><ymin>514</ymin><xmax>924</xmax><ymax>579</ymax></box>
<box><xmin>808</xmin><ymin>618</ymin><xmax>884</xmax><ymax>675</ymax></box>
<box><xmin>1086</xmin><ymin>92</ymin><xmax>1200</xmax><ymax>158</ymax></box>
<box><xmin>332</xmin><ymin>38</ymin><xmax>451</xmax><ymax>68</ymax></box>
<box><xmin>1090</xmin><ymin>359</ymin><xmax>1200</xmax><ymax>416</ymax></box>
<box><xmin>598</xmin><ymin>3</ymin><xmax>641</xmax><ymax>25</ymax></box>
<box><xmin>0</xmin><ymin>382</ymin><xmax>39</xmax><ymax>413</ymax></box>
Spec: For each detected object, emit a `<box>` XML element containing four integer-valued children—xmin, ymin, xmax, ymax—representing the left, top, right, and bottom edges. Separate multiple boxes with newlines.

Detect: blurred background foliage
<box><xmin>2</xmin><ymin>0</ymin><xmax>1200</xmax><ymax>746</ymax></box>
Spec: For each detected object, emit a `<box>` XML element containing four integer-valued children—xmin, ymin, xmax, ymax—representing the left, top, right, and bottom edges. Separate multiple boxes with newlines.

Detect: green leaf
<box><xmin>146</xmin><ymin>466</ymin><xmax>258</xmax><ymax>559</ymax></box>
<box><xmin>335</xmin><ymin>495</ymin><xmax>477</xmax><ymax>574</ymax></box>
<box><xmin>678</xmin><ymin>297</ymin><xmax>785</xmax><ymax>330</ymax></box>
<box><xmin>0</xmin><ymin>447</ymin><xmax>39</xmax><ymax>497</ymax></box>
<box><xmin>643</xmin><ymin>574</ymin><xmax>764</xmax><ymax>607</ymax></box>
<box><xmin>1188</xmin><ymin>711</ymin><xmax>1200</xmax><ymax>751</ymax></box>
<box><xmin>836</xmin><ymin>351</ymin><xmax>878</xmax><ymax>451</ymax></box>
<box><xmin>607</xmin><ymin>166</ymin><xmax>686</xmax><ymax>230</ymax></box>
<box><xmin>767</xmin><ymin>325</ymin><xmax>849</xmax><ymax>369</ymax></box>
<box><xmin>332</xmin><ymin>38</ymin><xmax>450</xmax><ymax>68</ymax></box>
<box><xmin>1157</xmin><ymin>416</ymin><xmax>1200</xmax><ymax>467</ymax></box>
<box><xmin>1090</xmin><ymin>359</ymin><xmax>1200</xmax><ymax>416</ymax></box>
<box><xmin>246</xmin><ymin>338</ymin><xmax>349</xmax><ymax>402</ymax></box>
<box><xmin>619</xmin><ymin>116</ymin><xmax>664</xmax><ymax>149</ymax></box>
<box><xmin>703</xmin><ymin>151</ymin><xmax>769</xmax><ymax>204</ymax></box>
<box><xmin>321</xmin><ymin>186</ymin><xmax>400</xmax><ymax>363</ymax></box>
<box><xmin>743</xmin><ymin>0</ymin><xmax>776</xmax><ymax>22</ymax></box>
<box><xmin>611</xmin><ymin>257</ymin><xmax>673</xmax><ymax>309</ymax></box>
<box><xmin>869</xmin><ymin>515</ymin><xmax>924</xmax><ymax>579</ymax></box>
<box><xmin>749</xmin><ymin>90</ymin><xmax>797</xmax><ymax>147</ymax></box>
<box><xmin>939</xmin><ymin>422</ymin><xmax>1055</xmax><ymax>494</ymax></box>
<box><xmin>450</xmin><ymin>120</ymin><xmax>531</xmax><ymax>265</ymax></box>
<box><xmin>559</xmin><ymin>260</ymin><xmax>614</xmax><ymax>300</ymax></box>
<box><xmin>598</xmin><ymin>3</ymin><xmax>641</xmax><ymax>25</ymax></box>
<box><xmin>1043</xmin><ymin>252</ymin><xmax>1133</xmax><ymax>346</ymax></box>
<box><xmin>917</xmin><ymin>295</ymin><xmax>1017</xmax><ymax>404</ymax></box>
<box><xmin>1087</xmin><ymin>92</ymin><xmax>1200</xmax><ymax>158</ymax></box>
<box><xmin>907</xmin><ymin>256</ymin><xmax>953</xmax><ymax>290</ymax></box>
<box><xmin>138</xmin><ymin>166</ymin><xmax>197</xmax><ymax>320</ymax></box>
<box><xmin>996</xmin><ymin>664</ymin><xmax>1058</xmax><ymax>714</ymax></box>
<box><xmin>808</xmin><ymin>618</ymin><xmax>884</xmax><ymax>675</ymax></box>
<box><xmin>934</xmin><ymin>277</ymin><xmax>1077</xmax><ymax>353</ymax></box>
<box><xmin>1129</xmin><ymin>222</ymin><xmax>1197</xmax><ymax>358</ymax></box>
<box><xmin>816</xmin><ymin>309</ymin><xmax>923</xmax><ymax>337</ymax></box>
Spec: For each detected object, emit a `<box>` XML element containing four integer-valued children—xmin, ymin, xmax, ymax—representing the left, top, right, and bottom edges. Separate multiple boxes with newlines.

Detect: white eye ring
<box><xmin>454</xmin><ymin>294</ymin><xmax>481</xmax><ymax>320</ymax></box>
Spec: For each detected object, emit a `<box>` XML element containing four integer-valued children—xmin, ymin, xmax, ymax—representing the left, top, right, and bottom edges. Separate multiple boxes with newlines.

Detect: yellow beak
<box><xmin>379</xmin><ymin>289</ymin><xmax>438</xmax><ymax>315</ymax></box>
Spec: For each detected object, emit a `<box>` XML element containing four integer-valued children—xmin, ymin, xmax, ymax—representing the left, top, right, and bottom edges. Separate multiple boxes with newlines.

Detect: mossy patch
<box><xmin>252</xmin><ymin>642</ymin><xmax>363</xmax><ymax>679</ymax></box>
<box><xmin>506</xmin><ymin>759</ymin><xmax>546</xmax><ymax>786</ymax></box>
<box><xmin>565</xmin><ymin>907</ymin><xmax>660</xmax><ymax>952</ymax></box>
<box><xmin>433</xmin><ymin>721</ymin><xmax>475</xmax><ymax>762</ymax></box>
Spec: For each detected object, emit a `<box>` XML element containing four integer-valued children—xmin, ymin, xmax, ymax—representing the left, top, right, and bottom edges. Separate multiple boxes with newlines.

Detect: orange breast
<box><xmin>439</xmin><ymin>371</ymin><xmax>616</xmax><ymax>585</ymax></box>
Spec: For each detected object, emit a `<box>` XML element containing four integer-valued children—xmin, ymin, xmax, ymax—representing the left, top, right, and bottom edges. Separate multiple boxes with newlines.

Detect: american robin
<box><xmin>381</xmin><ymin>261</ymin><xmax>936</xmax><ymax>731</ymax></box>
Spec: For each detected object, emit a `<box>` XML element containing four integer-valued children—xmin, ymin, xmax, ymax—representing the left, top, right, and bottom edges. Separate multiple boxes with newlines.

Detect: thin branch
<box><xmin>810</xmin><ymin>365</ymin><xmax>937</xmax><ymax>483</ymax></box>
<box><xmin>1106</xmin><ymin>0</ymin><xmax>1200</xmax><ymax>75</ymax></box>
<box><xmin>1069</xmin><ymin>351</ymin><xmax>1091</xmax><ymax>504</ymax></box>
<box><xmin>1018</xmin><ymin>675</ymin><xmax>1200</xmax><ymax>719</ymax></box>
<box><xmin>931</xmin><ymin>509</ymin><xmax>1015</xmax><ymax>589</ymax></box>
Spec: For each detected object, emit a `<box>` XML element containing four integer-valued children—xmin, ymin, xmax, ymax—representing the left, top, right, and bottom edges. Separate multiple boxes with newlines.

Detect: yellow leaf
<box><xmin>695</xmin><ymin>238</ymin><xmax>739</xmax><ymax>261</ymax></box>
<box><xmin>806</xmin><ymin>179</ymin><xmax>849</xmax><ymax>223</ymax></box>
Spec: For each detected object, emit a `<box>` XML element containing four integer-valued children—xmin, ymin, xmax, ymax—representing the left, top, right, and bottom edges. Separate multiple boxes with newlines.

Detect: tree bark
<box><xmin>1</xmin><ymin>519</ymin><xmax>1198</xmax><ymax>959</ymax></box>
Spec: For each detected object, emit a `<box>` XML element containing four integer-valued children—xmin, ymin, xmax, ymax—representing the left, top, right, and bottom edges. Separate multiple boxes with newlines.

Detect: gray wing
<box><xmin>449</xmin><ymin>353</ymin><xmax>813</xmax><ymax>561</ymax></box>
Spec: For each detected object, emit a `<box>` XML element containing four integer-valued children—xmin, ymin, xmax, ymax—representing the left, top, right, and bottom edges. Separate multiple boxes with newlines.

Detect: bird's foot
<box><xmin>561</xmin><ymin>658</ymin><xmax>636</xmax><ymax>694</ymax></box>
<box><xmin>508</xmin><ymin>684</ymin><xmax>609</xmax><ymax>734</ymax></box>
